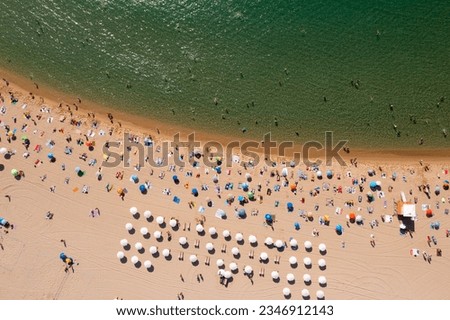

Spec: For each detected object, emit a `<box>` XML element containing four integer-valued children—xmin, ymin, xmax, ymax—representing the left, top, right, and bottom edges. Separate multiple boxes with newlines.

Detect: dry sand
<box><xmin>0</xmin><ymin>74</ymin><xmax>449</xmax><ymax>300</ymax></box>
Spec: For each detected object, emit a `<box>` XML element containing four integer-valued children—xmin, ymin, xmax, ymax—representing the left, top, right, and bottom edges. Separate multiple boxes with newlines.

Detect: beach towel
<box><xmin>410</xmin><ymin>248</ymin><xmax>420</xmax><ymax>257</ymax></box>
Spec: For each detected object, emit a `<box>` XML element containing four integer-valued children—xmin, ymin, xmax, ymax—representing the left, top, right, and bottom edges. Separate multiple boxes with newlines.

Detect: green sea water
<box><xmin>0</xmin><ymin>0</ymin><xmax>449</xmax><ymax>148</ymax></box>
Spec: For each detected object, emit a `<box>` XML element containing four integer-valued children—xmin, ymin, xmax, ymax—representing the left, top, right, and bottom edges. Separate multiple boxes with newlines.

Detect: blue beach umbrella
<box><xmin>172</xmin><ymin>175</ymin><xmax>179</xmax><ymax>184</ymax></box>
<box><xmin>47</xmin><ymin>153</ymin><xmax>54</xmax><ymax>159</ymax></box>
<box><xmin>59</xmin><ymin>252</ymin><xmax>67</xmax><ymax>262</ymax></box>
<box><xmin>192</xmin><ymin>188</ymin><xmax>199</xmax><ymax>197</ymax></box>
<box><xmin>130</xmin><ymin>175</ymin><xmax>139</xmax><ymax>183</ymax></box>
<box><xmin>215</xmin><ymin>166</ymin><xmax>222</xmax><ymax>174</ymax></box>
<box><xmin>335</xmin><ymin>224</ymin><xmax>343</xmax><ymax>235</ymax></box>
<box><xmin>294</xmin><ymin>222</ymin><xmax>301</xmax><ymax>230</ymax></box>
<box><xmin>139</xmin><ymin>184</ymin><xmax>147</xmax><ymax>193</ymax></box>
<box><xmin>265</xmin><ymin>213</ymin><xmax>273</xmax><ymax>223</ymax></box>
<box><xmin>369</xmin><ymin>181</ymin><xmax>377</xmax><ymax>189</ymax></box>
<box><xmin>237</xmin><ymin>208</ymin><xmax>246</xmax><ymax>218</ymax></box>
<box><xmin>238</xmin><ymin>195</ymin><xmax>245</xmax><ymax>203</ymax></box>
<box><xmin>326</xmin><ymin>170</ymin><xmax>333</xmax><ymax>178</ymax></box>
<box><xmin>241</xmin><ymin>183</ymin><xmax>249</xmax><ymax>192</ymax></box>
<box><xmin>287</xmin><ymin>202</ymin><xmax>294</xmax><ymax>212</ymax></box>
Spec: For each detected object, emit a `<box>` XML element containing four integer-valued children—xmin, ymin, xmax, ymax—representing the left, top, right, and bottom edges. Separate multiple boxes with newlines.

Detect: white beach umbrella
<box><xmin>140</xmin><ymin>227</ymin><xmax>148</xmax><ymax>235</ymax></box>
<box><xmin>301</xmin><ymin>289</ymin><xmax>310</xmax><ymax>298</ymax></box>
<box><xmin>318</xmin><ymin>243</ymin><xmax>327</xmax><ymax>252</ymax></box>
<box><xmin>205</xmin><ymin>242</ymin><xmax>214</xmax><ymax>251</ymax></box>
<box><xmin>0</xmin><ymin>147</ymin><xmax>8</xmax><ymax>155</ymax></box>
<box><xmin>275</xmin><ymin>239</ymin><xmax>284</xmax><ymax>248</ymax></box>
<box><xmin>271</xmin><ymin>271</ymin><xmax>280</xmax><ymax>279</ymax></box>
<box><xmin>120</xmin><ymin>239</ymin><xmax>128</xmax><ymax>247</ymax></box>
<box><xmin>303</xmin><ymin>274</ymin><xmax>311</xmax><ymax>283</ymax></box>
<box><xmin>316</xmin><ymin>290</ymin><xmax>324</xmax><ymax>299</ymax></box>
<box><xmin>281</xmin><ymin>167</ymin><xmax>288</xmax><ymax>177</ymax></box>
<box><xmin>179</xmin><ymin>236</ymin><xmax>187</xmax><ymax>245</ymax></box>
<box><xmin>303</xmin><ymin>257</ymin><xmax>312</xmax><ymax>266</ymax></box>
<box><xmin>223</xmin><ymin>230</ymin><xmax>231</xmax><ymax>238</ymax></box>
<box><xmin>286</xmin><ymin>273</ymin><xmax>295</xmax><ymax>282</ymax></box>
<box><xmin>169</xmin><ymin>219</ymin><xmax>178</xmax><ymax>228</ymax></box>
<box><xmin>209</xmin><ymin>227</ymin><xmax>217</xmax><ymax>235</ymax></box>
<box><xmin>289</xmin><ymin>256</ymin><xmax>297</xmax><ymax>265</ymax></box>
<box><xmin>224</xmin><ymin>271</ymin><xmax>232</xmax><ymax>279</ymax></box>
<box><xmin>318</xmin><ymin>259</ymin><xmax>326</xmax><ymax>268</ymax></box>
<box><xmin>259</xmin><ymin>252</ymin><xmax>268</xmax><ymax>261</ymax></box>
<box><xmin>156</xmin><ymin>216</ymin><xmax>164</xmax><ymax>225</ymax></box>
<box><xmin>162</xmin><ymin>249</ymin><xmax>170</xmax><ymax>257</ymax></box>
<box><xmin>131</xmin><ymin>256</ymin><xmax>139</xmax><ymax>264</ymax></box>
<box><xmin>244</xmin><ymin>265</ymin><xmax>253</xmax><ymax>274</ymax></box>
<box><xmin>125</xmin><ymin>223</ymin><xmax>133</xmax><ymax>231</ymax></box>
<box><xmin>316</xmin><ymin>171</ymin><xmax>322</xmax><ymax>177</ymax></box>
<box><xmin>144</xmin><ymin>260</ymin><xmax>152</xmax><ymax>269</ymax></box>
<box><xmin>289</xmin><ymin>238</ymin><xmax>298</xmax><ymax>248</ymax></box>
<box><xmin>218</xmin><ymin>269</ymin><xmax>225</xmax><ymax>277</ymax></box>
<box><xmin>116</xmin><ymin>251</ymin><xmax>125</xmax><ymax>259</ymax></box>
<box><xmin>356</xmin><ymin>215</ymin><xmax>363</xmax><ymax>223</ymax></box>
<box><xmin>248</xmin><ymin>235</ymin><xmax>257</xmax><ymax>244</ymax></box>
<box><xmin>190</xmin><ymin>255</ymin><xmax>198</xmax><ymax>263</ymax></box>
<box><xmin>216</xmin><ymin>259</ymin><xmax>224</xmax><ymax>267</ymax></box>
<box><xmin>130</xmin><ymin>207</ymin><xmax>138</xmax><ymax>215</ymax></box>
<box><xmin>282</xmin><ymin>288</ymin><xmax>291</xmax><ymax>296</ymax></box>
<box><xmin>143</xmin><ymin>210</ymin><xmax>152</xmax><ymax>219</ymax></box>
<box><xmin>196</xmin><ymin>224</ymin><xmax>204</xmax><ymax>233</ymax></box>
<box><xmin>231</xmin><ymin>247</ymin><xmax>240</xmax><ymax>256</ymax></box>
<box><xmin>153</xmin><ymin>230</ymin><xmax>162</xmax><ymax>239</ymax></box>
<box><xmin>229</xmin><ymin>262</ymin><xmax>238</xmax><ymax>271</ymax></box>
<box><xmin>235</xmin><ymin>233</ymin><xmax>243</xmax><ymax>241</ymax></box>
<box><xmin>135</xmin><ymin>242</ymin><xmax>143</xmax><ymax>250</ymax></box>
<box><xmin>318</xmin><ymin>276</ymin><xmax>327</xmax><ymax>285</ymax></box>
<box><xmin>149</xmin><ymin>246</ymin><xmax>158</xmax><ymax>254</ymax></box>
<box><xmin>304</xmin><ymin>240</ymin><xmax>312</xmax><ymax>250</ymax></box>
<box><xmin>265</xmin><ymin>237</ymin><xmax>274</xmax><ymax>246</ymax></box>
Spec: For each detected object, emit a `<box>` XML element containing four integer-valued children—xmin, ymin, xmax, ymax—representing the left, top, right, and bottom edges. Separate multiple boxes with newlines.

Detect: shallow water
<box><xmin>0</xmin><ymin>0</ymin><xmax>448</xmax><ymax>148</ymax></box>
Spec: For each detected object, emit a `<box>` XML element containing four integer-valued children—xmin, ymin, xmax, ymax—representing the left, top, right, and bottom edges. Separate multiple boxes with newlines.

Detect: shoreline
<box><xmin>1</xmin><ymin>66</ymin><xmax>450</xmax><ymax>163</ymax></box>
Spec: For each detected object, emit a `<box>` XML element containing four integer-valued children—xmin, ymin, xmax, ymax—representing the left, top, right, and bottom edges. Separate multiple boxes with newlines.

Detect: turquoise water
<box><xmin>0</xmin><ymin>0</ymin><xmax>449</xmax><ymax>148</ymax></box>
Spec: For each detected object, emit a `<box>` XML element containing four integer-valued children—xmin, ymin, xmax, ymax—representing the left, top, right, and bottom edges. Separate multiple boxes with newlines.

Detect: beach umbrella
<box><xmin>130</xmin><ymin>175</ymin><xmax>139</xmax><ymax>183</ymax></box>
<box><xmin>245</xmin><ymin>172</ymin><xmax>252</xmax><ymax>181</ymax></box>
<box><xmin>303</xmin><ymin>257</ymin><xmax>312</xmax><ymax>266</ymax></box>
<box><xmin>241</xmin><ymin>182</ymin><xmax>249</xmax><ymax>191</ymax></box>
<box><xmin>319</xmin><ymin>243</ymin><xmax>327</xmax><ymax>252</ymax></box>
<box><xmin>426</xmin><ymin>209</ymin><xmax>433</xmax><ymax>217</ymax></box>
<box><xmin>149</xmin><ymin>246</ymin><xmax>158</xmax><ymax>254</ymax></box>
<box><xmin>247</xmin><ymin>191</ymin><xmax>254</xmax><ymax>200</ymax></box>
<box><xmin>369</xmin><ymin>181</ymin><xmax>377</xmax><ymax>189</ymax></box>
<box><xmin>289</xmin><ymin>256</ymin><xmax>297</xmax><ymax>265</ymax></box>
<box><xmin>287</xmin><ymin>202</ymin><xmax>294</xmax><ymax>212</ymax></box>
<box><xmin>294</xmin><ymin>222</ymin><xmax>301</xmax><ymax>230</ymax></box>
<box><xmin>244</xmin><ymin>265</ymin><xmax>253</xmax><ymax>274</ymax></box>
<box><xmin>216</xmin><ymin>259</ymin><xmax>224</xmax><ymax>267</ymax></box>
<box><xmin>229</xmin><ymin>262</ymin><xmax>238</xmax><ymax>271</ymax></box>
<box><xmin>140</xmin><ymin>227</ymin><xmax>148</xmax><ymax>236</ymax></box>
<box><xmin>144</xmin><ymin>260</ymin><xmax>152</xmax><ymax>269</ymax></box>
<box><xmin>231</xmin><ymin>247</ymin><xmax>240</xmax><ymax>256</ymax></box>
<box><xmin>206</xmin><ymin>242</ymin><xmax>214</xmax><ymax>251</ymax></box>
<box><xmin>222</xmin><ymin>229</ymin><xmax>230</xmax><ymax>238</ymax></box>
<box><xmin>326</xmin><ymin>170</ymin><xmax>333</xmax><ymax>178</ymax></box>
<box><xmin>153</xmin><ymin>231</ymin><xmax>162</xmax><ymax>239</ymax></box>
<box><xmin>208</xmin><ymin>227</ymin><xmax>217</xmax><ymax>235</ymax></box>
<box><xmin>11</xmin><ymin>169</ymin><xmax>19</xmax><ymax>177</ymax></box>
<box><xmin>0</xmin><ymin>147</ymin><xmax>8</xmax><ymax>154</ymax></box>
<box><xmin>318</xmin><ymin>259</ymin><xmax>326</xmax><ymax>268</ymax></box>
<box><xmin>271</xmin><ymin>271</ymin><xmax>280</xmax><ymax>280</ymax></box>
<box><xmin>283</xmin><ymin>288</ymin><xmax>291</xmax><ymax>296</ymax></box>
<box><xmin>125</xmin><ymin>223</ymin><xmax>133</xmax><ymax>231</ymax></box>
<box><xmin>307</xmin><ymin>212</ymin><xmax>313</xmax><ymax>219</ymax></box>
<box><xmin>162</xmin><ymin>249</ymin><xmax>170</xmax><ymax>257</ymax></box>
<box><xmin>156</xmin><ymin>216</ymin><xmax>164</xmax><ymax>225</ymax></box>
<box><xmin>131</xmin><ymin>256</ymin><xmax>139</xmax><ymax>264</ymax></box>
<box><xmin>47</xmin><ymin>153</ymin><xmax>54</xmax><ymax>159</ymax></box>
<box><xmin>265</xmin><ymin>237</ymin><xmax>274</xmax><ymax>246</ymax></box>
<box><xmin>356</xmin><ymin>215</ymin><xmax>363</xmax><ymax>223</ymax></box>
<box><xmin>135</xmin><ymin>242</ymin><xmax>143</xmax><ymax>250</ymax></box>
<box><xmin>275</xmin><ymin>239</ymin><xmax>284</xmax><ymax>248</ymax></box>
<box><xmin>349</xmin><ymin>212</ymin><xmax>356</xmax><ymax>222</ymax></box>
<box><xmin>196</xmin><ymin>224</ymin><xmax>204</xmax><ymax>233</ymax></box>
<box><xmin>316</xmin><ymin>290</ymin><xmax>325</xmax><ymax>299</ymax></box>
<box><xmin>130</xmin><ymin>207</ymin><xmax>138</xmax><ymax>215</ymax></box>
<box><xmin>237</xmin><ymin>208</ymin><xmax>246</xmax><ymax>218</ymax></box>
<box><xmin>265</xmin><ymin>213</ymin><xmax>273</xmax><ymax>223</ymax></box>
<box><xmin>169</xmin><ymin>219</ymin><xmax>178</xmax><ymax>228</ymax></box>
<box><xmin>335</xmin><ymin>224</ymin><xmax>343</xmax><ymax>235</ymax></box>
<box><xmin>235</xmin><ymin>233</ymin><xmax>244</xmax><ymax>241</ymax></box>
<box><xmin>120</xmin><ymin>239</ymin><xmax>128</xmax><ymax>247</ymax></box>
<box><xmin>139</xmin><ymin>184</ymin><xmax>147</xmax><ymax>193</ymax></box>
<box><xmin>192</xmin><ymin>188</ymin><xmax>199</xmax><ymax>197</ymax></box>
<box><xmin>248</xmin><ymin>235</ymin><xmax>257</xmax><ymax>244</ymax></box>
<box><xmin>303</xmin><ymin>274</ymin><xmax>311</xmax><ymax>283</ymax></box>
<box><xmin>316</xmin><ymin>171</ymin><xmax>322</xmax><ymax>178</ymax></box>
<box><xmin>399</xmin><ymin>223</ymin><xmax>406</xmax><ymax>230</ymax></box>
<box><xmin>260</xmin><ymin>252</ymin><xmax>268</xmax><ymax>261</ymax></box>
<box><xmin>216</xmin><ymin>209</ymin><xmax>226</xmax><ymax>219</ymax></box>
<box><xmin>179</xmin><ymin>237</ymin><xmax>187</xmax><ymax>245</ymax></box>
<box><xmin>218</xmin><ymin>269</ymin><xmax>225</xmax><ymax>277</ymax></box>
<box><xmin>376</xmin><ymin>180</ymin><xmax>381</xmax><ymax>187</ymax></box>
<box><xmin>144</xmin><ymin>210</ymin><xmax>152</xmax><ymax>219</ymax></box>
<box><xmin>117</xmin><ymin>251</ymin><xmax>125</xmax><ymax>259</ymax></box>
<box><xmin>318</xmin><ymin>276</ymin><xmax>327</xmax><ymax>285</ymax></box>
<box><xmin>224</xmin><ymin>271</ymin><xmax>232</xmax><ymax>279</ymax></box>
<box><xmin>190</xmin><ymin>255</ymin><xmax>198</xmax><ymax>263</ymax></box>
<box><xmin>289</xmin><ymin>238</ymin><xmax>298</xmax><ymax>248</ymax></box>
<box><xmin>286</xmin><ymin>273</ymin><xmax>295</xmax><ymax>282</ymax></box>
<box><xmin>281</xmin><ymin>167</ymin><xmax>288</xmax><ymax>177</ymax></box>
<box><xmin>304</xmin><ymin>241</ymin><xmax>312</xmax><ymax>250</ymax></box>
<box><xmin>301</xmin><ymin>289</ymin><xmax>310</xmax><ymax>298</ymax></box>
<box><xmin>172</xmin><ymin>175</ymin><xmax>179</xmax><ymax>184</ymax></box>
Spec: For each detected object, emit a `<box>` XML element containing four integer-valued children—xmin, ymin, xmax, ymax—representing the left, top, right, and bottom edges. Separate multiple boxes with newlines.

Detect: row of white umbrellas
<box><xmin>282</xmin><ymin>288</ymin><xmax>325</xmax><ymax>299</ymax></box>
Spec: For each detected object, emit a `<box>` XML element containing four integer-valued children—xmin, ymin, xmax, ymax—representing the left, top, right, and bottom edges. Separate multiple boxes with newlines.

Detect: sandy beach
<box><xmin>0</xmin><ymin>74</ymin><xmax>449</xmax><ymax>300</ymax></box>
